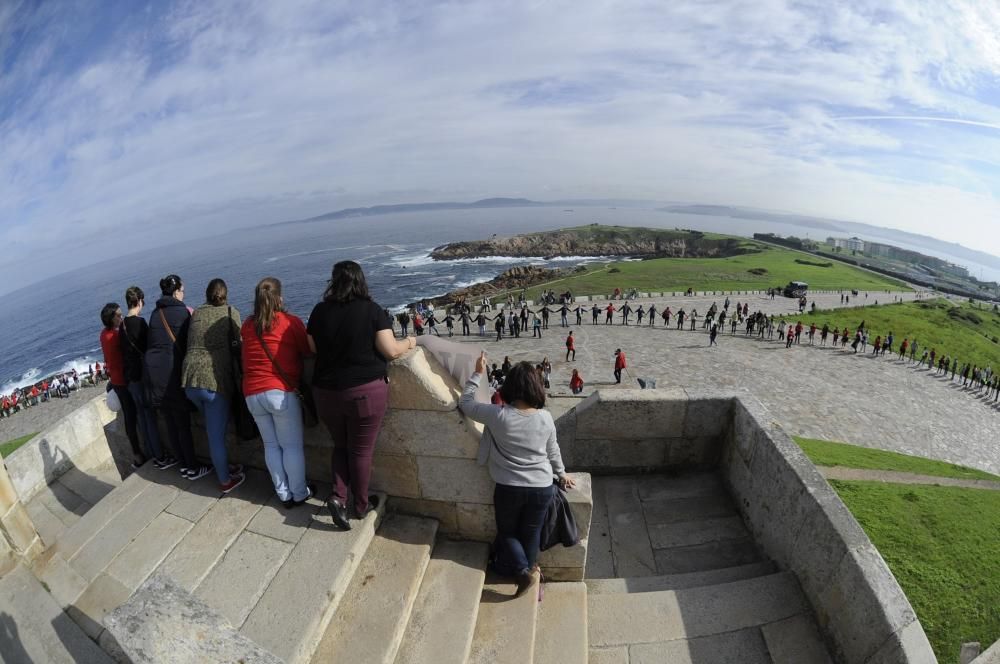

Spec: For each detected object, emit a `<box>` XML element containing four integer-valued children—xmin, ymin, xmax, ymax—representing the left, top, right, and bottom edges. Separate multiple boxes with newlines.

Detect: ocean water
<box><xmin>0</xmin><ymin>205</ymin><xmax>994</xmax><ymax>393</ymax></box>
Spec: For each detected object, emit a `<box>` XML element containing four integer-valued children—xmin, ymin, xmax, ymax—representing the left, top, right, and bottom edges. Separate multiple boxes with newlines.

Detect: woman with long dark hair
<box><xmin>98</xmin><ymin>302</ymin><xmax>145</xmax><ymax>468</ymax></box>
<box><xmin>241</xmin><ymin>277</ymin><xmax>313</xmax><ymax>507</ymax></box>
<box><xmin>146</xmin><ymin>274</ymin><xmax>209</xmax><ymax>479</ymax></box>
<box><xmin>459</xmin><ymin>353</ymin><xmax>575</xmax><ymax>597</ymax></box>
<box><xmin>308</xmin><ymin>261</ymin><xmax>414</xmax><ymax>530</ymax></box>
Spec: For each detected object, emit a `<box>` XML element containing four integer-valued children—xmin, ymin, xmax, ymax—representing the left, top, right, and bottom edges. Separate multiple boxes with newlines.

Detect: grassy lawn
<box><xmin>0</xmin><ymin>432</ymin><xmax>38</xmax><ymax>458</ymax></box>
<box><xmin>830</xmin><ymin>480</ymin><xmax>1000</xmax><ymax>662</ymax></box>
<box><xmin>795</xmin><ymin>437</ymin><xmax>1000</xmax><ymax>482</ymax></box>
<box><xmin>511</xmin><ymin>242</ymin><xmax>909</xmax><ymax>300</ymax></box>
<box><xmin>805</xmin><ymin>298</ymin><xmax>1000</xmax><ymax>372</ymax></box>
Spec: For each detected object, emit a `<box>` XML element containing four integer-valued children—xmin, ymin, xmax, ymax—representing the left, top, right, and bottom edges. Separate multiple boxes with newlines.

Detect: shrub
<box><xmin>747</xmin><ymin>267</ymin><xmax>768</xmax><ymax>275</ymax></box>
<box><xmin>794</xmin><ymin>258</ymin><xmax>833</xmax><ymax>267</ymax></box>
<box><xmin>608</xmin><ymin>267</ymin><xmax>621</xmax><ymax>273</ymax></box>
<box><xmin>948</xmin><ymin>307</ymin><xmax>983</xmax><ymax>325</ymax></box>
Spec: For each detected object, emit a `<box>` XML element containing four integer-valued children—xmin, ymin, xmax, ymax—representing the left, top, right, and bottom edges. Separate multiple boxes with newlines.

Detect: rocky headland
<box><xmin>431</xmin><ymin>224</ymin><xmax>754</xmax><ymax>260</ymax></box>
<box><xmin>410</xmin><ymin>265</ymin><xmax>565</xmax><ymax>307</ymax></box>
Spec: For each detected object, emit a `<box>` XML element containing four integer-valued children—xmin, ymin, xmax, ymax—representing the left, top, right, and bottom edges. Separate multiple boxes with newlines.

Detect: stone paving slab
<box><xmin>395</xmin><ymin>539</ymin><xmax>490</xmax><ymax>664</ymax></box>
<box><xmin>0</xmin><ymin>564</ymin><xmax>113</xmax><ymax>663</ymax></box>
<box><xmin>641</xmin><ymin>494</ymin><xmax>737</xmax><ymax>526</ymax></box>
<box><xmin>647</xmin><ymin>515</ymin><xmax>749</xmax><ymax>549</ymax></box>
<box><xmin>453</xmin><ymin>291</ymin><xmax>999</xmax><ymax>476</ymax></box>
<box><xmin>586</xmin><ymin>477</ymin><xmax>616</xmax><ymax>579</ymax></box>
<box><xmin>68</xmin><ymin>481</ymin><xmax>179</xmax><ymax>582</ymax></box>
<box><xmin>56</xmin><ymin>464</ymin><xmax>119</xmax><ymax>506</ymax></box>
<box><xmin>245</xmin><ymin>490</ymin><xmax>325</xmax><ymax>544</ymax></box>
<box><xmin>627</xmin><ymin>627</ymin><xmax>772</xmax><ymax>664</ymax></box>
<box><xmin>53</xmin><ymin>471</ymin><xmax>148</xmax><ymax>560</ymax></box>
<box><xmin>585</xmin><ymin>561</ymin><xmax>776</xmax><ymax>595</ymax></box>
<box><xmin>534</xmin><ymin>581</ymin><xmax>588</xmax><ymax>664</ymax></box>
<box><xmin>761</xmin><ymin>614</ymin><xmax>835</xmax><ymax>664</ymax></box>
<box><xmin>588</xmin><ymin>571</ymin><xmax>807</xmax><ymax>647</ymax></box>
<box><xmin>104</xmin><ymin>511</ymin><xmax>192</xmax><ymax>591</ymax></box>
<box><xmin>653</xmin><ymin>538</ymin><xmax>761</xmax><ymax>574</ymax></box>
<box><xmin>313</xmin><ymin>515</ymin><xmax>438</xmax><ymax>664</ymax></box>
<box><xmin>32</xmin><ymin>481</ymin><xmax>90</xmax><ymax>527</ymax></box>
<box><xmin>24</xmin><ymin>497</ymin><xmax>69</xmax><ymax>545</ymax></box>
<box><xmin>468</xmin><ymin>575</ymin><xmax>539</xmax><ymax>664</ymax></box>
<box><xmin>603</xmin><ymin>478</ymin><xmax>656</xmax><ymax>577</ymax></box>
<box><xmin>195</xmin><ymin>530</ymin><xmax>293</xmax><ymax>628</ymax></box>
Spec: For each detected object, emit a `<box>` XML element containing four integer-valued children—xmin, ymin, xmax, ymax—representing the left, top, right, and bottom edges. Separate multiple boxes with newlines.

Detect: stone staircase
<box><xmin>16</xmin><ymin>463</ymin><xmax>593</xmax><ymax>663</ymax></box>
<box><xmin>585</xmin><ymin>472</ymin><xmax>833</xmax><ymax>664</ymax></box>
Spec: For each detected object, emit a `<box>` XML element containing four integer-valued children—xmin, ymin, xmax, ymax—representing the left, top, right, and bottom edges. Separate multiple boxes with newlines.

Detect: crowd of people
<box><xmin>0</xmin><ymin>367</ymin><xmax>112</xmax><ymax>419</ymax></box>
<box><xmin>93</xmin><ymin>261</ymin><xmax>572</xmax><ymax>600</ymax></box>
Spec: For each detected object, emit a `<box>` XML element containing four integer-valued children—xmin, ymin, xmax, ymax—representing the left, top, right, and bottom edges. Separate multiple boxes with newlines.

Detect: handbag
<box><xmin>228</xmin><ymin>307</ymin><xmax>260</xmax><ymax>440</ymax></box>
<box><xmin>105</xmin><ymin>387</ymin><xmax>122</xmax><ymax>412</ymax></box>
<box><xmin>254</xmin><ymin>324</ymin><xmax>319</xmax><ymax>428</ymax></box>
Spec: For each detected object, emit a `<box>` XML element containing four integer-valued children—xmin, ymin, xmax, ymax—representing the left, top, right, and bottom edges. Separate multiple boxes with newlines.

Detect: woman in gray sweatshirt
<box><xmin>460</xmin><ymin>351</ymin><xmax>576</xmax><ymax>596</ymax></box>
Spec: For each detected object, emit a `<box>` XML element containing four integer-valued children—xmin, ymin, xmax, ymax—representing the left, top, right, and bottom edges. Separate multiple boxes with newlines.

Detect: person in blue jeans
<box><xmin>241</xmin><ymin>277</ymin><xmax>314</xmax><ymax>507</ymax></box>
<box><xmin>181</xmin><ymin>279</ymin><xmax>244</xmax><ymax>491</ymax></box>
<box><xmin>459</xmin><ymin>352</ymin><xmax>576</xmax><ymax>598</ymax></box>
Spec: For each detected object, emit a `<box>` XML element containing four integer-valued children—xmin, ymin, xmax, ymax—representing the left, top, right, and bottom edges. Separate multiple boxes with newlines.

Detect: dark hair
<box><xmin>253</xmin><ymin>277</ymin><xmax>284</xmax><ymax>336</ymax></box>
<box><xmin>323</xmin><ymin>260</ymin><xmax>370</xmax><ymax>303</ymax></box>
<box><xmin>160</xmin><ymin>274</ymin><xmax>183</xmax><ymax>297</ymax></box>
<box><xmin>500</xmin><ymin>361</ymin><xmax>546</xmax><ymax>408</ymax></box>
<box><xmin>206</xmin><ymin>278</ymin><xmax>228</xmax><ymax>306</ymax></box>
<box><xmin>124</xmin><ymin>286</ymin><xmax>144</xmax><ymax>309</ymax></box>
<box><xmin>100</xmin><ymin>302</ymin><xmax>121</xmax><ymax>329</ymax></box>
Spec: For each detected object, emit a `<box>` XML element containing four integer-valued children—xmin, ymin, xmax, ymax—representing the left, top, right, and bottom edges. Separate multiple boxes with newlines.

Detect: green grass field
<box><xmin>0</xmin><ymin>432</ymin><xmax>37</xmax><ymax>458</ymax></box>
<box><xmin>794</xmin><ymin>437</ymin><xmax>1000</xmax><ymax>481</ymax></box>
<box><xmin>806</xmin><ymin>298</ymin><xmax>1000</xmax><ymax>372</ymax></box>
<box><xmin>830</xmin><ymin>480</ymin><xmax>1000</xmax><ymax>662</ymax></box>
<box><xmin>509</xmin><ymin>242</ymin><xmax>910</xmax><ymax>300</ymax></box>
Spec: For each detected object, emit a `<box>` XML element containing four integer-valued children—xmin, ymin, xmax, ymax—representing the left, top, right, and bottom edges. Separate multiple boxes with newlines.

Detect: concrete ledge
<box><xmin>722</xmin><ymin>395</ymin><xmax>935</xmax><ymax>664</ymax></box>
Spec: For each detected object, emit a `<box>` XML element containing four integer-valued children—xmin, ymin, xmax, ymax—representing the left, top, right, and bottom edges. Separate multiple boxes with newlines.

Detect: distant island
<box><xmin>430</xmin><ymin>225</ymin><xmax>756</xmax><ymax>260</ymax></box>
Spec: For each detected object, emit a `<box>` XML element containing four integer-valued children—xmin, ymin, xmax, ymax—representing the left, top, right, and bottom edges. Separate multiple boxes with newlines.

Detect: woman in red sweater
<box><xmin>99</xmin><ymin>303</ymin><xmax>146</xmax><ymax>467</ymax></box>
<box><xmin>241</xmin><ymin>278</ymin><xmax>314</xmax><ymax>507</ymax></box>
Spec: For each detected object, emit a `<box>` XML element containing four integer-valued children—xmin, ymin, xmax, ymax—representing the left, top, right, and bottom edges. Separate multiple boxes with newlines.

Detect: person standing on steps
<box><xmin>121</xmin><ymin>286</ymin><xmax>171</xmax><ymax>469</ymax></box>
<box><xmin>242</xmin><ymin>277</ymin><xmax>313</xmax><ymax>507</ymax></box>
<box><xmin>309</xmin><ymin>261</ymin><xmax>415</xmax><ymax>530</ymax></box>
<box><xmin>565</xmin><ymin>331</ymin><xmax>576</xmax><ymax>362</ymax></box>
<box><xmin>99</xmin><ymin>302</ymin><xmax>146</xmax><ymax>469</ymax></box>
<box><xmin>613</xmin><ymin>348</ymin><xmax>627</xmax><ymax>384</ymax></box>
<box><xmin>459</xmin><ymin>353</ymin><xmax>575</xmax><ymax>598</ymax></box>
<box><xmin>181</xmin><ymin>278</ymin><xmax>246</xmax><ymax>493</ymax></box>
<box><xmin>145</xmin><ymin>274</ymin><xmax>206</xmax><ymax>480</ymax></box>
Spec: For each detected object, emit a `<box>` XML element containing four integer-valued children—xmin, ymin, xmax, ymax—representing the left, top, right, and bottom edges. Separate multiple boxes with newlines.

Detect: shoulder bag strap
<box><xmin>254</xmin><ymin>324</ymin><xmax>298</xmax><ymax>393</ymax></box>
<box><xmin>158</xmin><ymin>308</ymin><xmax>177</xmax><ymax>344</ymax></box>
<box><xmin>121</xmin><ymin>319</ymin><xmax>141</xmax><ymax>353</ymax></box>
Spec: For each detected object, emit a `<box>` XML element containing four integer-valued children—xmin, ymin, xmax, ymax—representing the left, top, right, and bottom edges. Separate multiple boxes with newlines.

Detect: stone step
<box><xmin>312</xmin><ymin>514</ymin><xmax>439</xmax><ymax>664</ymax></box>
<box><xmin>585</xmin><ymin>561</ymin><xmax>777</xmax><ymax>594</ymax></box>
<box><xmin>0</xmin><ymin>564</ymin><xmax>112</xmax><ymax>663</ymax></box>
<box><xmin>52</xmin><ymin>468</ymin><xmax>151</xmax><ymax>559</ymax></box>
<box><xmin>534</xmin><ymin>581</ymin><xmax>588</xmax><ymax>664</ymax></box>
<box><xmin>761</xmin><ymin>614</ymin><xmax>835</xmax><ymax>664</ymax></box>
<box><xmin>627</xmin><ymin>626</ymin><xmax>773</xmax><ymax>664</ymax></box>
<box><xmin>467</xmin><ymin>575</ymin><xmax>540</xmax><ymax>664</ymax></box>
<box><xmin>588</xmin><ymin>571</ymin><xmax>809</xmax><ymax>647</ymax></box>
<box><xmin>652</xmin><ymin>537</ymin><xmax>762</xmax><ymax>574</ymax></box>
<box><xmin>395</xmin><ymin>539</ymin><xmax>489</xmax><ymax>664</ymax></box>
<box><xmin>239</xmin><ymin>492</ymin><xmax>387</xmax><ymax>664</ymax></box>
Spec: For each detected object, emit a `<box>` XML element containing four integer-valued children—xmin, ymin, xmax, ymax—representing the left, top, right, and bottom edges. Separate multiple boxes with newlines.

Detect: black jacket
<box><xmin>540</xmin><ymin>482</ymin><xmax>579</xmax><ymax>552</ymax></box>
<box><xmin>144</xmin><ymin>297</ymin><xmax>191</xmax><ymax>408</ymax></box>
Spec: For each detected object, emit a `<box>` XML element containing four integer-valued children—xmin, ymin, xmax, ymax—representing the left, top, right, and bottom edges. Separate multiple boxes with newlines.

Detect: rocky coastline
<box><xmin>408</xmin><ymin>265</ymin><xmax>567</xmax><ymax>307</ymax></box>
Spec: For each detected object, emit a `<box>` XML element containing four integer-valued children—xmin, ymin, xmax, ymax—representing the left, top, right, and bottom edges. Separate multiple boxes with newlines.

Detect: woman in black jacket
<box><xmin>145</xmin><ymin>274</ymin><xmax>210</xmax><ymax>480</ymax></box>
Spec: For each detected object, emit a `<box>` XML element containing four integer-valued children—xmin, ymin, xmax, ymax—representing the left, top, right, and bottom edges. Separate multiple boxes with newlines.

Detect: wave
<box><xmin>265</xmin><ymin>245</ymin><xmax>378</xmax><ymax>263</ymax></box>
<box><xmin>1</xmin><ymin>354</ymin><xmax>101</xmax><ymax>394</ymax></box>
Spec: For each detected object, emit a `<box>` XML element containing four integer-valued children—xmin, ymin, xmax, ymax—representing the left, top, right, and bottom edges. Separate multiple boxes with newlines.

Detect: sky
<box><xmin>3</xmin><ymin>0</ymin><xmax>1000</xmax><ymax>290</ymax></box>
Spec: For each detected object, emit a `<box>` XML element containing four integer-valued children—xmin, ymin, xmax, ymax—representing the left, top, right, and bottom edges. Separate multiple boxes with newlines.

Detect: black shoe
<box><xmin>288</xmin><ymin>483</ymin><xmax>316</xmax><ymax>508</ymax></box>
<box><xmin>352</xmin><ymin>494</ymin><xmax>380</xmax><ymax>519</ymax></box>
<box><xmin>326</xmin><ymin>498</ymin><xmax>351</xmax><ymax>530</ymax></box>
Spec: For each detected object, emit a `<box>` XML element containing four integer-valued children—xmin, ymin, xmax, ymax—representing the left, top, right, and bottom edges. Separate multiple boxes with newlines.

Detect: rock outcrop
<box><xmin>411</xmin><ymin>266</ymin><xmax>562</xmax><ymax>307</ymax></box>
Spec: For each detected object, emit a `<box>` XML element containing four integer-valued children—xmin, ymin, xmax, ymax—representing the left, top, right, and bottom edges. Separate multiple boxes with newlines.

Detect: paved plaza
<box><xmin>440</xmin><ymin>290</ymin><xmax>1000</xmax><ymax>476</ymax></box>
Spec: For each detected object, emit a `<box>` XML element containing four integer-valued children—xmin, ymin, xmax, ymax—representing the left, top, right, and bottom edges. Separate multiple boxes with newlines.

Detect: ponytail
<box><xmin>253</xmin><ymin>277</ymin><xmax>284</xmax><ymax>336</ymax></box>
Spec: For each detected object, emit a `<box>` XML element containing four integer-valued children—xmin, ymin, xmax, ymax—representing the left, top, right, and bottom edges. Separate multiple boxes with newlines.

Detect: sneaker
<box><xmin>157</xmin><ymin>456</ymin><xmax>178</xmax><ymax>470</ymax></box>
<box><xmin>179</xmin><ymin>466</ymin><xmax>191</xmax><ymax>477</ymax></box>
<box><xmin>220</xmin><ymin>473</ymin><xmax>245</xmax><ymax>494</ymax></box>
<box><xmin>130</xmin><ymin>455</ymin><xmax>147</xmax><ymax>470</ymax></box>
<box><xmin>187</xmin><ymin>465</ymin><xmax>213</xmax><ymax>481</ymax></box>
<box><xmin>288</xmin><ymin>484</ymin><xmax>316</xmax><ymax>508</ymax></box>
<box><xmin>228</xmin><ymin>463</ymin><xmax>244</xmax><ymax>476</ymax></box>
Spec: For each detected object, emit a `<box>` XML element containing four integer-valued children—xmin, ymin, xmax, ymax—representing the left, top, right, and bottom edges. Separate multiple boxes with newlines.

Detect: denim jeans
<box><xmin>491</xmin><ymin>483</ymin><xmax>554</xmax><ymax>577</ymax></box>
<box><xmin>128</xmin><ymin>381</ymin><xmax>162</xmax><ymax>460</ymax></box>
<box><xmin>184</xmin><ymin>388</ymin><xmax>231</xmax><ymax>484</ymax></box>
<box><xmin>246</xmin><ymin>389</ymin><xmax>307</xmax><ymax>501</ymax></box>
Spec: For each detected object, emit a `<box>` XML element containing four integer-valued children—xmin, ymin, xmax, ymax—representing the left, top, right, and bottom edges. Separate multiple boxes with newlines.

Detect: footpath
<box><xmin>818</xmin><ymin>466</ymin><xmax>1000</xmax><ymax>491</ymax></box>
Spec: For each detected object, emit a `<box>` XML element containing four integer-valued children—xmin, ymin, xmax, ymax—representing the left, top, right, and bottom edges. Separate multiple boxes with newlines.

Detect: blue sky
<box><xmin>3</xmin><ymin>0</ymin><xmax>1000</xmax><ymax>288</ymax></box>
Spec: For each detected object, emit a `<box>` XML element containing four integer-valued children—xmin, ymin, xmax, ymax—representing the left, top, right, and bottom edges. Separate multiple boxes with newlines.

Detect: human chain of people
<box><xmin>393</xmin><ymin>289</ymin><xmax>998</xmax><ymax>407</ymax></box>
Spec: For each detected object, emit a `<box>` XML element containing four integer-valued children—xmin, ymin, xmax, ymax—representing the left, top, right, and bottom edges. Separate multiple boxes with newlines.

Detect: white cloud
<box><xmin>2</xmin><ymin>0</ymin><xmax>1000</xmax><ymax>288</ymax></box>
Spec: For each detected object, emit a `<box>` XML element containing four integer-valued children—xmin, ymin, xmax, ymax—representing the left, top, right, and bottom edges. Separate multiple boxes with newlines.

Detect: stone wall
<box><xmin>5</xmin><ymin>393</ymin><xmax>121</xmax><ymax>504</ymax></box>
<box><xmin>720</xmin><ymin>396</ymin><xmax>935</xmax><ymax>664</ymax></box>
<box><xmin>0</xmin><ymin>449</ymin><xmax>42</xmax><ymax>574</ymax></box>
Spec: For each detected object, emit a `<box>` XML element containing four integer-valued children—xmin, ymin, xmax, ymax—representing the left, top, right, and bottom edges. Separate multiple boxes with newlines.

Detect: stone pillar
<box><xmin>0</xmin><ymin>452</ymin><xmax>42</xmax><ymax>574</ymax></box>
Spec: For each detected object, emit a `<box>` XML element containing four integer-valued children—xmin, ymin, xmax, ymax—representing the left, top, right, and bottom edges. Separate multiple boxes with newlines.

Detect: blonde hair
<box><xmin>253</xmin><ymin>277</ymin><xmax>284</xmax><ymax>336</ymax></box>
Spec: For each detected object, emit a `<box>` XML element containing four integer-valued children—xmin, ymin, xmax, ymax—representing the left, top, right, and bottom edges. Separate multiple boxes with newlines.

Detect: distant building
<box><xmin>827</xmin><ymin>236</ymin><xmax>865</xmax><ymax>252</ymax></box>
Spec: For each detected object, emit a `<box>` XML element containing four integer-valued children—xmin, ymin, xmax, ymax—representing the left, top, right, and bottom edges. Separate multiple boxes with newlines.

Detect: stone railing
<box><xmin>548</xmin><ymin>388</ymin><xmax>936</xmax><ymax>664</ymax></box>
<box><xmin>5</xmin><ymin>393</ymin><xmax>123</xmax><ymax>504</ymax></box>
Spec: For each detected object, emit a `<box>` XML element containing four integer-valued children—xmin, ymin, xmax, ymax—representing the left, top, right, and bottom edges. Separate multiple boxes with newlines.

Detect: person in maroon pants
<box><xmin>308</xmin><ymin>261</ymin><xmax>415</xmax><ymax>530</ymax></box>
